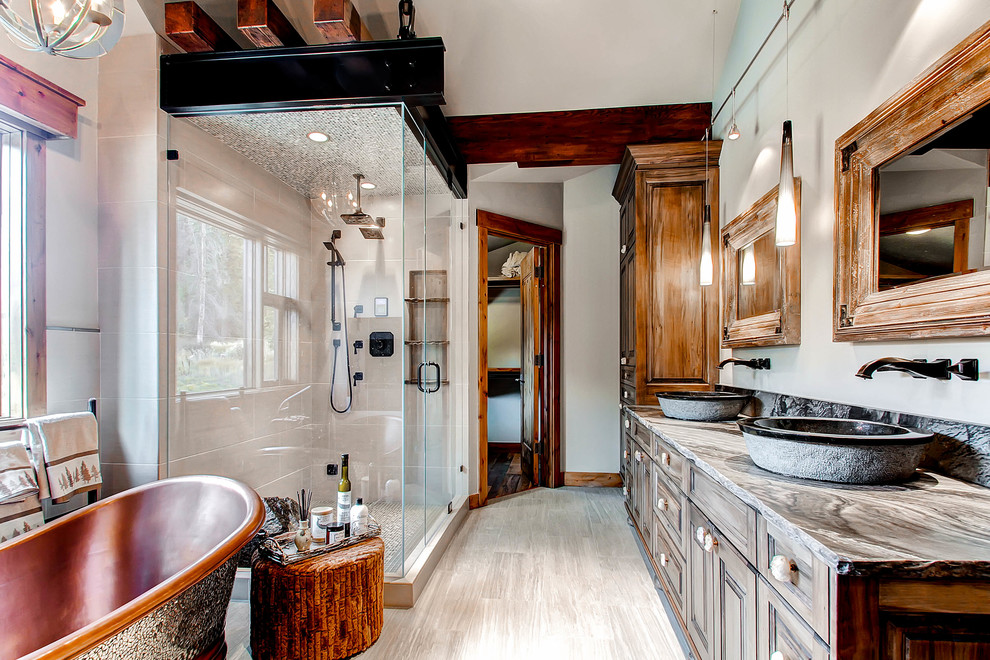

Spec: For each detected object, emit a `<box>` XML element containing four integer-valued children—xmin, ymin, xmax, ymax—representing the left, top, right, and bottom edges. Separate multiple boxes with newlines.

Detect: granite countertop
<box><xmin>627</xmin><ymin>406</ymin><xmax>990</xmax><ymax>579</ymax></box>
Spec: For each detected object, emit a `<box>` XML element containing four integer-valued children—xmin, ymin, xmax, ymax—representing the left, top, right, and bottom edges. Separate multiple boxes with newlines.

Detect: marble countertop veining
<box><xmin>626</xmin><ymin>406</ymin><xmax>990</xmax><ymax>578</ymax></box>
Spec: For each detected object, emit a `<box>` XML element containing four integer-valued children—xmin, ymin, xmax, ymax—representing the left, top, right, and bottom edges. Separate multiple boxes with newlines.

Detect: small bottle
<box><xmin>351</xmin><ymin>498</ymin><xmax>369</xmax><ymax>535</ymax></box>
<box><xmin>337</xmin><ymin>453</ymin><xmax>352</xmax><ymax>536</ymax></box>
<box><xmin>293</xmin><ymin>521</ymin><xmax>313</xmax><ymax>552</ymax></box>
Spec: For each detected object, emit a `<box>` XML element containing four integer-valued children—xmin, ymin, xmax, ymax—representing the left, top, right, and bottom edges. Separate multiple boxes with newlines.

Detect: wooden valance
<box><xmin>0</xmin><ymin>55</ymin><xmax>85</xmax><ymax>139</ymax></box>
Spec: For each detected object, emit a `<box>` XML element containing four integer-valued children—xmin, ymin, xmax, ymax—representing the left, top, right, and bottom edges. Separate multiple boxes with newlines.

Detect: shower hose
<box><xmin>330</xmin><ymin>257</ymin><xmax>353</xmax><ymax>414</ymax></box>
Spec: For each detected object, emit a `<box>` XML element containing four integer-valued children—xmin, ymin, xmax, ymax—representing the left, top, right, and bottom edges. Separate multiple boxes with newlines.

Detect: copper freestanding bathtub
<box><xmin>0</xmin><ymin>476</ymin><xmax>264</xmax><ymax>660</ymax></box>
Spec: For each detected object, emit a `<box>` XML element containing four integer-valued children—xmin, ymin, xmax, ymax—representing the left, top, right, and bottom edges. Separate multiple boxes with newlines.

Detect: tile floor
<box><xmin>225</xmin><ymin>487</ymin><xmax>685</xmax><ymax>659</ymax></box>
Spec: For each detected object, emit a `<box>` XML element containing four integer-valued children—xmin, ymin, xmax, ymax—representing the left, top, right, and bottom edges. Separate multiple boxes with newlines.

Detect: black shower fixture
<box><xmin>398</xmin><ymin>0</ymin><xmax>416</xmax><ymax>39</ymax></box>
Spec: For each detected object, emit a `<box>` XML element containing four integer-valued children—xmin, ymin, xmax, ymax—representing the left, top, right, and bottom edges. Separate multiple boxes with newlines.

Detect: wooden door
<box><xmin>715</xmin><ymin>530</ymin><xmax>758</xmax><ymax>660</ymax></box>
<box><xmin>520</xmin><ymin>248</ymin><xmax>541</xmax><ymax>486</ymax></box>
<box><xmin>687</xmin><ymin>504</ymin><xmax>716</xmax><ymax>660</ymax></box>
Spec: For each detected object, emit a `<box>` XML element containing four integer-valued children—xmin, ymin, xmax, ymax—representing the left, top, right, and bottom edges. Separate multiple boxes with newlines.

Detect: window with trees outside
<box><xmin>0</xmin><ymin>121</ymin><xmax>26</xmax><ymax>420</ymax></box>
<box><xmin>175</xmin><ymin>197</ymin><xmax>301</xmax><ymax>395</ymax></box>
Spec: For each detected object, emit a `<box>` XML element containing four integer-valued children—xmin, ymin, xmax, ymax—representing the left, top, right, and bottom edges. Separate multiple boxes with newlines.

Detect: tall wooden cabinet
<box><xmin>612</xmin><ymin>142</ymin><xmax>722</xmax><ymax>405</ymax></box>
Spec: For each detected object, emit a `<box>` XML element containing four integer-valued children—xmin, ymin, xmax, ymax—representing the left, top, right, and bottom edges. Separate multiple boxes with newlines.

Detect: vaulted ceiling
<box><xmin>136</xmin><ymin>0</ymin><xmax>741</xmax><ymax>116</ymax></box>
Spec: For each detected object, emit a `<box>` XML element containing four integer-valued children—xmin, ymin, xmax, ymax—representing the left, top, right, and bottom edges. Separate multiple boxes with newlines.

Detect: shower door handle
<box><xmin>427</xmin><ymin>362</ymin><xmax>441</xmax><ymax>393</ymax></box>
<box><xmin>416</xmin><ymin>362</ymin><xmax>426</xmax><ymax>393</ymax></box>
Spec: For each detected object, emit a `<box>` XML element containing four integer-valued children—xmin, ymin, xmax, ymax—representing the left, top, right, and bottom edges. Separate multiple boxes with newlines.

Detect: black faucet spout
<box><xmin>855</xmin><ymin>357</ymin><xmax>950</xmax><ymax>380</ymax></box>
<box><xmin>717</xmin><ymin>357</ymin><xmax>771</xmax><ymax>370</ymax></box>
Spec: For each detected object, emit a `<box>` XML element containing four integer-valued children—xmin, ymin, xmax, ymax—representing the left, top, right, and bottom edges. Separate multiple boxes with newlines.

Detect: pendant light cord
<box><xmin>784</xmin><ymin>0</ymin><xmax>790</xmax><ymax>119</ymax></box>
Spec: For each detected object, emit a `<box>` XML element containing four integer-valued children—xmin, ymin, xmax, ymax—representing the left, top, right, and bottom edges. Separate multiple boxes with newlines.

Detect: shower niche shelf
<box><xmin>406</xmin><ymin>270</ymin><xmax>449</xmax><ymax>389</ymax></box>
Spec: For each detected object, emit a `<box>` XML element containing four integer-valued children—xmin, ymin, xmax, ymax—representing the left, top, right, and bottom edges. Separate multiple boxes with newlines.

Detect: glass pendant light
<box><xmin>700</xmin><ymin>130</ymin><xmax>714</xmax><ymax>287</ymax></box>
<box><xmin>741</xmin><ymin>244</ymin><xmax>757</xmax><ymax>285</ymax></box>
<box><xmin>0</xmin><ymin>0</ymin><xmax>124</xmax><ymax>58</ymax></box>
<box><xmin>727</xmin><ymin>89</ymin><xmax>741</xmax><ymax>140</ymax></box>
<box><xmin>774</xmin><ymin>1</ymin><xmax>797</xmax><ymax>247</ymax></box>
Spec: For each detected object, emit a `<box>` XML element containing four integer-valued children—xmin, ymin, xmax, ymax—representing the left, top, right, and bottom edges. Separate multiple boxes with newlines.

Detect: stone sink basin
<box><xmin>655</xmin><ymin>391</ymin><xmax>750</xmax><ymax>422</ymax></box>
<box><xmin>737</xmin><ymin>417</ymin><xmax>933</xmax><ymax>484</ymax></box>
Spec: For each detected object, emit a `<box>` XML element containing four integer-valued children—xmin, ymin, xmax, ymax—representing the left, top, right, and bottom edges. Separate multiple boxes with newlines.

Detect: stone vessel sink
<box><xmin>737</xmin><ymin>417</ymin><xmax>933</xmax><ymax>484</ymax></box>
<box><xmin>656</xmin><ymin>391</ymin><xmax>750</xmax><ymax>422</ymax></box>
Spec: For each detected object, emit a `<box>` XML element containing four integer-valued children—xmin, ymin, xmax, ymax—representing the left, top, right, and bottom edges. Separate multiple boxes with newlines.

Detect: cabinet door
<box><xmin>715</xmin><ymin>529</ymin><xmax>757</xmax><ymax>660</ymax></box>
<box><xmin>642</xmin><ymin>179</ymin><xmax>717</xmax><ymax>393</ymax></box>
<box><xmin>883</xmin><ymin>614</ymin><xmax>990</xmax><ymax>659</ymax></box>
<box><xmin>639</xmin><ymin>456</ymin><xmax>652</xmax><ymax>551</ymax></box>
<box><xmin>687</xmin><ymin>504</ymin><xmax>716</xmax><ymax>660</ymax></box>
<box><xmin>619</xmin><ymin>250</ymin><xmax>636</xmax><ymax>369</ymax></box>
<box><xmin>758</xmin><ymin>580</ymin><xmax>828</xmax><ymax>660</ymax></box>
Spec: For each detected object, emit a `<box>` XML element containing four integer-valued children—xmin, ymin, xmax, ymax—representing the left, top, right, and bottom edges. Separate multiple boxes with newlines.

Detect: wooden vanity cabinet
<box><xmin>612</xmin><ymin>142</ymin><xmax>721</xmax><ymax>405</ymax></box>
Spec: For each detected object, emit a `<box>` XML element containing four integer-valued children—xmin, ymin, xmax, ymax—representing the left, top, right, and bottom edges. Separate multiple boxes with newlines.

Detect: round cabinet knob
<box><xmin>624</xmin><ymin>419</ymin><xmax>631</xmax><ymax>429</ymax></box>
<box><xmin>695</xmin><ymin>526</ymin><xmax>706</xmax><ymax>545</ymax></box>
<box><xmin>661</xmin><ymin>452</ymin><xmax>670</xmax><ymax>466</ymax></box>
<box><xmin>770</xmin><ymin>652</ymin><xmax>787</xmax><ymax>660</ymax></box>
<box><xmin>704</xmin><ymin>532</ymin><xmax>717</xmax><ymax>553</ymax></box>
<box><xmin>623</xmin><ymin>450</ymin><xmax>629</xmax><ymax>460</ymax></box>
<box><xmin>770</xmin><ymin>555</ymin><xmax>798</xmax><ymax>584</ymax></box>
<box><xmin>623</xmin><ymin>486</ymin><xmax>629</xmax><ymax>497</ymax></box>
<box><xmin>659</xmin><ymin>552</ymin><xmax>668</xmax><ymax>567</ymax></box>
<box><xmin>620</xmin><ymin>357</ymin><xmax>627</xmax><ymax>365</ymax></box>
<box><xmin>635</xmin><ymin>450</ymin><xmax>643</xmax><ymax>463</ymax></box>
<box><xmin>623</xmin><ymin>391</ymin><xmax>629</xmax><ymax>399</ymax></box>
<box><xmin>620</xmin><ymin>244</ymin><xmax>627</xmax><ymax>254</ymax></box>
<box><xmin>658</xmin><ymin>498</ymin><xmax>668</xmax><ymax>510</ymax></box>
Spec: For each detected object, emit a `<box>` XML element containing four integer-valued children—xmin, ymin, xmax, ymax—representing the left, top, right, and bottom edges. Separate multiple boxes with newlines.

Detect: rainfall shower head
<box><xmin>340</xmin><ymin>173</ymin><xmax>372</xmax><ymax>225</ymax></box>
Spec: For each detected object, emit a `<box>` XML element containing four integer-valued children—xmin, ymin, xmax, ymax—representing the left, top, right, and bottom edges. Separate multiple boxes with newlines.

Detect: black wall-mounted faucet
<box><xmin>855</xmin><ymin>357</ymin><xmax>979</xmax><ymax>381</ymax></box>
<box><xmin>718</xmin><ymin>357</ymin><xmax>771</xmax><ymax>370</ymax></box>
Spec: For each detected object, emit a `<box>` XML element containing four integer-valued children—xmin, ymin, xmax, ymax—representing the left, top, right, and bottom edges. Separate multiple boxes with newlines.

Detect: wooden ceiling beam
<box><xmin>314</xmin><ymin>0</ymin><xmax>372</xmax><ymax>43</ymax></box>
<box><xmin>237</xmin><ymin>0</ymin><xmax>305</xmax><ymax>48</ymax></box>
<box><xmin>165</xmin><ymin>1</ymin><xmax>241</xmax><ymax>53</ymax></box>
<box><xmin>448</xmin><ymin>103</ymin><xmax>712</xmax><ymax>167</ymax></box>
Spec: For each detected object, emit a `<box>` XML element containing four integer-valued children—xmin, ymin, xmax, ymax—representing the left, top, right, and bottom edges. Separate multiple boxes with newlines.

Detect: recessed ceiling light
<box><xmin>361</xmin><ymin>181</ymin><xmax>376</xmax><ymax>190</ymax></box>
<box><xmin>906</xmin><ymin>228</ymin><xmax>931</xmax><ymax>235</ymax></box>
<box><xmin>307</xmin><ymin>132</ymin><xmax>329</xmax><ymax>143</ymax></box>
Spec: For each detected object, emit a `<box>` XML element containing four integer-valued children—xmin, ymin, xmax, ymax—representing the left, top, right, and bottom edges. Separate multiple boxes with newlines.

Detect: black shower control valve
<box><xmin>353</xmin><ymin>372</ymin><xmax>364</xmax><ymax>387</ymax></box>
<box><xmin>326</xmin><ymin>463</ymin><xmax>338</xmax><ymax>476</ymax></box>
<box><xmin>369</xmin><ymin>331</ymin><xmax>394</xmax><ymax>357</ymax></box>
<box><xmin>353</xmin><ymin>340</ymin><xmax>364</xmax><ymax>354</ymax></box>
<box><xmin>332</xmin><ymin>338</ymin><xmax>341</xmax><ymax>348</ymax></box>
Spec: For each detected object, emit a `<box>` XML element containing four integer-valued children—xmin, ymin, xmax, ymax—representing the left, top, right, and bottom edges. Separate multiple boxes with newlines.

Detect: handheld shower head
<box><xmin>340</xmin><ymin>173</ymin><xmax>372</xmax><ymax>225</ymax></box>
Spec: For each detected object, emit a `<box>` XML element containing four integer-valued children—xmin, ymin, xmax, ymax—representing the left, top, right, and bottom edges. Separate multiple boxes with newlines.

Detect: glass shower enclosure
<box><xmin>164</xmin><ymin>103</ymin><xmax>467</xmax><ymax>578</ymax></box>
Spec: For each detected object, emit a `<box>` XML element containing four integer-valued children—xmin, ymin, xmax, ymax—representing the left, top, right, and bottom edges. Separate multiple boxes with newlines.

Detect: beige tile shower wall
<box><xmin>165</xmin><ymin>117</ymin><xmax>320</xmax><ymax>498</ymax></box>
<box><xmin>97</xmin><ymin>33</ymin><xmax>166</xmax><ymax>495</ymax></box>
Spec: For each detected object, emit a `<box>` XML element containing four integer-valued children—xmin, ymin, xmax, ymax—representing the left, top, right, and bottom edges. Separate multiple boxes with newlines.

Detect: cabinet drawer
<box><xmin>620</xmin><ymin>365</ymin><xmax>635</xmax><ymax>386</ymax></box>
<box><xmin>757</xmin><ymin>580</ymin><xmax>828</xmax><ymax>660</ymax></box>
<box><xmin>653</xmin><ymin>434</ymin><xmax>687</xmax><ymax>488</ymax></box>
<box><xmin>633</xmin><ymin>418</ymin><xmax>654</xmax><ymax>455</ymax></box>
<box><xmin>689</xmin><ymin>465</ymin><xmax>757</xmax><ymax>562</ymax></box>
<box><xmin>757</xmin><ymin>517</ymin><xmax>830</xmax><ymax>644</ymax></box>
<box><xmin>620</xmin><ymin>384</ymin><xmax>636</xmax><ymax>404</ymax></box>
<box><xmin>652</xmin><ymin>514</ymin><xmax>686</xmax><ymax>614</ymax></box>
<box><xmin>653</xmin><ymin>466</ymin><xmax>686</xmax><ymax>556</ymax></box>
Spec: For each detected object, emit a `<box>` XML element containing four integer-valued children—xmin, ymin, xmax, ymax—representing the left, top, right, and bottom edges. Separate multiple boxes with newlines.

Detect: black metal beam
<box><xmin>159</xmin><ymin>36</ymin><xmax>467</xmax><ymax>197</ymax></box>
<box><xmin>160</xmin><ymin>37</ymin><xmax>446</xmax><ymax>114</ymax></box>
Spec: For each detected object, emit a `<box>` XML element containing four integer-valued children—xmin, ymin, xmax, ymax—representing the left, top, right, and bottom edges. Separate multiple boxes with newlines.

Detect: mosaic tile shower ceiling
<box><xmin>187</xmin><ymin>106</ymin><xmax>448</xmax><ymax>199</ymax></box>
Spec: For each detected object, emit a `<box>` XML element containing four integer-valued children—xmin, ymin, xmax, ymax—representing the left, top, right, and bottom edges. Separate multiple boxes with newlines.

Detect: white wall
<box><xmin>562</xmin><ymin>167</ymin><xmax>620</xmax><ymax>474</ymax></box>
<box><xmin>715</xmin><ymin>0</ymin><xmax>990</xmax><ymax>425</ymax></box>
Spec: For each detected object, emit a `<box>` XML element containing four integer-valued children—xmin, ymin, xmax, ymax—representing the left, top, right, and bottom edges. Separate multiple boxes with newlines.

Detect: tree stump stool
<box><xmin>250</xmin><ymin>537</ymin><xmax>385</xmax><ymax>660</ymax></box>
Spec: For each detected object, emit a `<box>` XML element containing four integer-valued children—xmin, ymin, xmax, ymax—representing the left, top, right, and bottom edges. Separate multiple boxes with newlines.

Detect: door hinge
<box><xmin>535</xmin><ymin>266</ymin><xmax>544</xmax><ymax>279</ymax></box>
<box><xmin>534</xmin><ymin>442</ymin><xmax>542</xmax><ymax>455</ymax></box>
<box><xmin>534</xmin><ymin>354</ymin><xmax>544</xmax><ymax>367</ymax></box>
<box><xmin>723</xmin><ymin>326</ymin><xmax>730</xmax><ymax>341</ymax></box>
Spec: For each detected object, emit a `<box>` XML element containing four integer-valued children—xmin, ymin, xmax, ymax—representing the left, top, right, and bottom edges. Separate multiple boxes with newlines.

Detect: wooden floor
<box><xmin>225</xmin><ymin>487</ymin><xmax>685</xmax><ymax>659</ymax></box>
<box><xmin>486</xmin><ymin>447</ymin><xmax>534</xmax><ymax>499</ymax></box>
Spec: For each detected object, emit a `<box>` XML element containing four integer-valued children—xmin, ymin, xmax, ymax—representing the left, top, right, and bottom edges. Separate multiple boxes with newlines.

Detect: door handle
<box><xmin>416</xmin><ymin>362</ymin><xmax>426</xmax><ymax>393</ymax></box>
<box><xmin>427</xmin><ymin>362</ymin><xmax>442</xmax><ymax>393</ymax></box>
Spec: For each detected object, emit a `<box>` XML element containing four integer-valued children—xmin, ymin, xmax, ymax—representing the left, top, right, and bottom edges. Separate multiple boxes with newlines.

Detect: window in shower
<box><xmin>175</xmin><ymin>199</ymin><xmax>301</xmax><ymax>394</ymax></box>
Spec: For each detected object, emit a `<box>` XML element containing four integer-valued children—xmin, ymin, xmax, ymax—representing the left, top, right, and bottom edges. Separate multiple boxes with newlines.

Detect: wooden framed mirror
<box><xmin>720</xmin><ymin>181</ymin><xmax>801</xmax><ymax>348</ymax></box>
<box><xmin>834</xmin><ymin>19</ymin><xmax>990</xmax><ymax>341</ymax></box>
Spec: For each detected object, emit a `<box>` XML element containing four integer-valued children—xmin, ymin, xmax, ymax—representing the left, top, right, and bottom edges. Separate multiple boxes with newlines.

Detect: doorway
<box><xmin>477</xmin><ymin>210</ymin><xmax>562</xmax><ymax>506</ymax></box>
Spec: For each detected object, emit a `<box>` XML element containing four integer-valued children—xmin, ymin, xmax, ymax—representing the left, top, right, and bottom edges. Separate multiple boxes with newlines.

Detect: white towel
<box><xmin>0</xmin><ymin>493</ymin><xmax>43</xmax><ymax>544</ymax></box>
<box><xmin>27</xmin><ymin>412</ymin><xmax>101</xmax><ymax>504</ymax></box>
<box><xmin>501</xmin><ymin>251</ymin><xmax>526</xmax><ymax>278</ymax></box>
<box><xmin>0</xmin><ymin>429</ymin><xmax>38</xmax><ymax>504</ymax></box>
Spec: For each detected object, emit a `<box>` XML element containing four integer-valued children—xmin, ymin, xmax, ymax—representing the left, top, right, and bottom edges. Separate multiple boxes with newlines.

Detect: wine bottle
<box><xmin>337</xmin><ymin>453</ymin><xmax>352</xmax><ymax>536</ymax></box>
